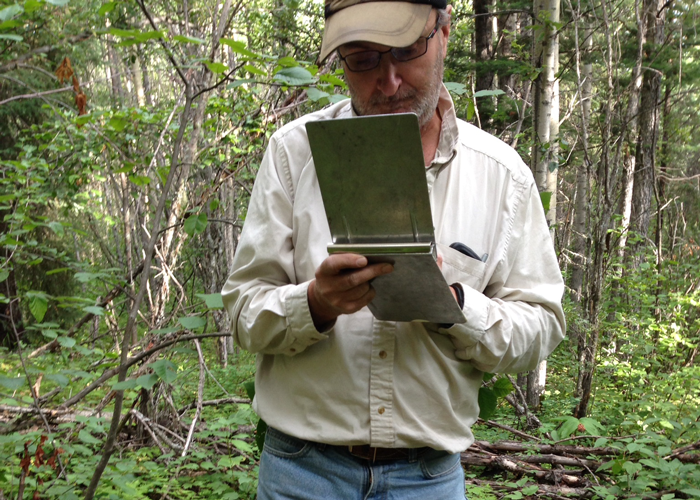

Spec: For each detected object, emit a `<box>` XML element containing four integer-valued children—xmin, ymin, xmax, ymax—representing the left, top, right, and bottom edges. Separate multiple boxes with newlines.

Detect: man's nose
<box><xmin>375</xmin><ymin>57</ymin><xmax>402</xmax><ymax>96</ymax></box>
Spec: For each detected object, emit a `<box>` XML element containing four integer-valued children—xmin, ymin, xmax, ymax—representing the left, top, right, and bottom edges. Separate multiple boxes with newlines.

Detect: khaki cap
<box><xmin>320</xmin><ymin>0</ymin><xmax>448</xmax><ymax>62</ymax></box>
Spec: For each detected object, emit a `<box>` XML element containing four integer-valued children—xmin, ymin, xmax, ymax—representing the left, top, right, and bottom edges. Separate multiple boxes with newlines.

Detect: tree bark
<box><xmin>630</xmin><ymin>0</ymin><xmax>665</xmax><ymax>244</ymax></box>
<box><xmin>528</xmin><ymin>0</ymin><xmax>560</xmax><ymax>410</ymax></box>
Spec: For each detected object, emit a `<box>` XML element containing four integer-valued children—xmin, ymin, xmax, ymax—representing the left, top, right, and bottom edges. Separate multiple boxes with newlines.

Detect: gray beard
<box><xmin>347</xmin><ymin>54</ymin><xmax>443</xmax><ymax>130</ymax></box>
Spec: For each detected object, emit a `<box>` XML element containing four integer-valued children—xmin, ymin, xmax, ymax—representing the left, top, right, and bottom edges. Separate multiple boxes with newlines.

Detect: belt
<box><xmin>344</xmin><ymin>444</ymin><xmax>429</xmax><ymax>462</ymax></box>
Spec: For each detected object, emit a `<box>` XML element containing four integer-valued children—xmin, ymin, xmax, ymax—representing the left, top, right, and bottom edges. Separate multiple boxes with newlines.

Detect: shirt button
<box><xmin>379</xmin><ymin>350</ymin><xmax>387</xmax><ymax>359</ymax></box>
<box><xmin>378</xmin><ymin>407</ymin><xmax>385</xmax><ymax>415</ymax></box>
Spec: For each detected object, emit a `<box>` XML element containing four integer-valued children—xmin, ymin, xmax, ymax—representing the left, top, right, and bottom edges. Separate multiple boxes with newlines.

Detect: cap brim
<box><xmin>320</xmin><ymin>3</ymin><xmax>432</xmax><ymax>62</ymax></box>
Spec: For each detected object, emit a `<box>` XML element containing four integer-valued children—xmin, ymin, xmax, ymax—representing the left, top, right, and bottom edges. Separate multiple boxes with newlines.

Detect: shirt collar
<box><xmin>430</xmin><ymin>83</ymin><xmax>459</xmax><ymax>169</ymax></box>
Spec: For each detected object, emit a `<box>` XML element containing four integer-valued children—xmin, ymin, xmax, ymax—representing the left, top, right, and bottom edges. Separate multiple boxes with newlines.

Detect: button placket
<box><xmin>368</xmin><ymin>320</ymin><xmax>396</xmax><ymax>447</ymax></box>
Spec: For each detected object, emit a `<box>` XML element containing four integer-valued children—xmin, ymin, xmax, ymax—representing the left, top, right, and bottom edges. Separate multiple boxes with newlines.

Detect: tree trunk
<box><xmin>527</xmin><ymin>0</ymin><xmax>560</xmax><ymax>410</ymax></box>
<box><xmin>630</xmin><ymin>0</ymin><xmax>665</xmax><ymax>245</ymax></box>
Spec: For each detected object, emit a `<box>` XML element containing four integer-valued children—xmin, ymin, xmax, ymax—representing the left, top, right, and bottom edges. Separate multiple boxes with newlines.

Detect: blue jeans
<box><xmin>257</xmin><ymin>427</ymin><xmax>467</xmax><ymax>500</ymax></box>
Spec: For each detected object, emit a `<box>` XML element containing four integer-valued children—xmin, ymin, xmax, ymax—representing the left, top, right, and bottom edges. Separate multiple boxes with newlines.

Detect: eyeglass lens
<box><xmin>341</xmin><ymin>22</ymin><xmax>439</xmax><ymax>72</ymax></box>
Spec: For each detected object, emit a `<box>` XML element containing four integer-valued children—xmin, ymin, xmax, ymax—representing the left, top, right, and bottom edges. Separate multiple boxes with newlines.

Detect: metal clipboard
<box><xmin>305</xmin><ymin>113</ymin><xmax>465</xmax><ymax>324</ymax></box>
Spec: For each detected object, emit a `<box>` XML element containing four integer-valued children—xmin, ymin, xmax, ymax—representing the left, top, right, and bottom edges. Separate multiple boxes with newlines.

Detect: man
<box><xmin>222</xmin><ymin>1</ymin><xmax>566</xmax><ymax>498</ymax></box>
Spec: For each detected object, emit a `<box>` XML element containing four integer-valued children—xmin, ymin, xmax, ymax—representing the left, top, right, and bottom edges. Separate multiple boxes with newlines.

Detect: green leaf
<box><xmin>128</xmin><ymin>175</ymin><xmax>151</xmax><ymax>186</ymax></box>
<box><xmin>46</xmin><ymin>0</ymin><xmax>70</xmax><ymax>5</ymax></box>
<box><xmin>227</xmin><ymin>79</ymin><xmax>256</xmax><ymax>89</ymax></box>
<box><xmin>75</xmin><ymin>114</ymin><xmax>93</xmax><ymax>125</ymax></box>
<box><xmin>82</xmin><ymin>306</ymin><xmax>105</xmax><ymax>316</ymax></box>
<box><xmin>243</xmin><ymin>380</ymin><xmax>255</xmax><ymax>400</ymax></box>
<box><xmin>74</xmin><ymin>272</ymin><xmax>102</xmax><ymax>283</ymax></box>
<box><xmin>276</xmin><ymin>56</ymin><xmax>299</xmax><ymax>68</ymax></box>
<box><xmin>152</xmin><ymin>359</ymin><xmax>178</xmax><ymax>384</ymax></box>
<box><xmin>0</xmin><ymin>194</ymin><xmax>16</xmax><ymax>202</ymax></box>
<box><xmin>579</xmin><ymin>417</ymin><xmax>605</xmax><ymax>436</ymax></box>
<box><xmin>0</xmin><ymin>376</ymin><xmax>26</xmax><ymax>390</ymax></box>
<box><xmin>218</xmin><ymin>456</ymin><xmax>243</xmax><ymax>468</ymax></box>
<box><xmin>195</xmin><ymin>293</ymin><xmax>224</xmax><ymax>309</ymax></box>
<box><xmin>183</xmin><ymin>213</ymin><xmax>207</xmax><ymax>236</ymax></box>
<box><xmin>57</xmin><ymin>336</ymin><xmax>76</xmax><ymax>348</ymax></box>
<box><xmin>540</xmin><ymin>191</ymin><xmax>552</xmax><ymax>212</ymax></box>
<box><xmin>205</xmin><ymin>61</ymin><xmax>228</xmax><ymax>74</ymax></box>
<box><xmin>28</xmin><ymin>293</ymin><xmax>48</xmax><ymax>322</ymax></box>
<box><xmin>306</xmin><ymin>87</ymin><xmax>330</xmax><ymax>102</ymax></box>
<box><xmin>326</xmin><ymin>94</ymin><xmax>349</xmax><ymax>103</ymax></box>
<box><xmin>0</xmin><ymin>33</ymin><xmax>22</xmax><ymax>41</ymax></box>
<box><xmin>112</xmin><ymin>379</ymin><xmax>138</xmax><ymax>390</ymax></box>
<box><xmin>466</xmin><ymin>100</ymin><xmax>475</xmax><ymax>121</ymax></box>
<box><xmin>244</xmin><ymin>64</ymin><xmax>266</xmax><ymax>76</ymax></box>
<box><xmin>255</xmin><ymin>418</ymin><xmax>267</xmax><ymax>451</ymax></box>
<box><xmin>23</xmin><ymin>0</ymin><xmax>42</xmax><ymax>14</ymax></box>
<box><xmin>174</xmin><ymin>34</ymin><xmax>204</xmax><ymax>44</ymax></box>
<box><xmin>0</xmin><ymin>4</ymin><xmax>23</xmax><ymax>22</ymax></box>
<box><xmin>522</xmin><ymin>485</ymin><xmax>539</xmax><ymax>495</ymax></box>
<box><xmin>0</xmin><ymin>269</ymin><xmax>9</xmax><ymax>283</ymax></box>
<box><xmin>273</xmin><ymin>66</ymin><xmax>314</xmax><ymax>85</ymax></box>
<box><xmin>658</xmin><ymin>419</ymin><xmax>675</xmax><ymax>430</ymax></box>
<box><xmin>474</xmin><ymin>89</ymin><xmax>506</xmax><ymax>98</ymax></box>
<box><xmin>47</xmin><ymin>221</ymin><xmax>64</xmax><ymax>235</ymax></box>
<box><xmin>681</xmin><ymin>489</ymin><xmax>700</xmax><ymax>498</ymax></box>
<box><xmin>108</xmin><ymin>116</ymin><xmax>130</xmax><ymax>132</ymax></box>
<box><xmin>134</xmin><ymin>31</ymin><xmax>164</xmax><ymax>42</ymax></box>
<box><xmin>78</xmin><ymin>429</ymin><xmax>102</xmax><ymax>445</ymax></box>
<box><xmin>220</xmin><ymin>39</ymin><xmax>257</xmax><ymax>58</ymax></box>
<box><xmin>558</xmin><ymin>416</ymin><xmax>580</xmax><ymax>439</ymax></box>
<box><xmin>179</xmin><ymin>316</ymin><xmax>206</xmax><ymax>330</ymax></box>
<box><xmin>444</xmin><ymin>81</ymin><xmax>467</xmax><ymax>96</ymax></box>
<box><xmin>136</xmin><ymin>374</ymin><xmax>159</xmax><ymax>390</ymax></box>
<box><xmin>477</xmin><ymin>387</ymin><xmax>497</xmax><ymax>420</ymax></box>
<box><xmin>491</xmin><ymin>376</ymin><xmax>514</xmax><ymax>398</ymax></box>
<box><xmin>98</xmin><ymin>2</ymin><xmax>117</xmax><ymax>15</ymax></box>
<box><xmin>45</xmin><ymin>373</ymin><xmax>69</xmax><ymax>387</ymax></box>
<box><xmin>231</xmin><ymin>439</ymin><xmax>253</xmax><ymax>453</ymax></box>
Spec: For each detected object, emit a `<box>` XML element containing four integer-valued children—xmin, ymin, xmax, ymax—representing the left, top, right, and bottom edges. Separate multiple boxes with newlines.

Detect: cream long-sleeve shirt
<box><xmin>222</xmin><ymin>87</ymin><xmax>565</xmax><ymax>454</ymax></box>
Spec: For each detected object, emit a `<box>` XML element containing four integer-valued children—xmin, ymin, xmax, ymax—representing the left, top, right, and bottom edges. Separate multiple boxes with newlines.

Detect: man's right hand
<box><xmin>307</xmin><ymin>253</ymin><xmax>393</xmax><ymax>330</ymax></box>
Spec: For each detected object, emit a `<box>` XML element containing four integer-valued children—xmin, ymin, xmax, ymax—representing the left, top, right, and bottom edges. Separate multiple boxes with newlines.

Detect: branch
<box><xmin>0</xmin><ymin>86</ymin><xmax>73</xmax><ymax>106</ymax></box>
<box><xmin>177</xmin><ymin>396</ymin><xmax>250</xmax><ymax>414</ymax></box>
<box><xmin>0</xmin><ymin>32</ymin><xmax>92</xmax><ymax>73</ymax></box>
<box><xmin>59</xmin><ymin>332</ymin><xmax>229</xmax><ymax>409</ymax></box>
<box><xmin>478</xmin><ymin>418</ymin><xmax>542</xmax><ymax>442</ymax></box>
<box><xmin>181</xmin><ymin>339</ymin><xmax>205</xmax><ymax>457</ymax></box>
<box><xmin>135</xmin><ymin>0</ymin><xmax>189</xmax><ymax>87</ymax></box>
<box><xmin>28</xmin><ymin>259</ymin><xmax>148</xmax><ymax>359</ymax></box>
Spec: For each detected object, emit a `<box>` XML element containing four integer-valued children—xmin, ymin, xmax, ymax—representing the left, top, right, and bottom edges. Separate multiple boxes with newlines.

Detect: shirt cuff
<box><xmin>439</xmin><ymin>284</ymin><xmax>490</xmax><ymax>360</ymax></box>
<box><xmin>282</xmin><ymin>281</ymin><xmax>331</xmax><ymax>356</ymax></box>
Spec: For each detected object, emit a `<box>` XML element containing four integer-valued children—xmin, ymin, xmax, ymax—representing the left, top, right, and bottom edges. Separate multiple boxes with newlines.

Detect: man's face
<box><xmin>338</xmin><ymin>10</ymin><xmax>450</xmax><ymax>130</ymax></box>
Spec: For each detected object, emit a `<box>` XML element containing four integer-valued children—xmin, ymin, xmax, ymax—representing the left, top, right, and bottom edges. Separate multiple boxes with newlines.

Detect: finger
<box><xmin>334</xmin><ymin>285</ymin><xmax>377</xmax><ymax>314</ymax></box>
<box><xmin>437</xmin><ymin>254</ymin><xmax>443</xmax><ymax>270</ymax></box>
<box><xmin>317</xmin><ymin>253</ymin><xmax>368</xmax><ymax>277</ymax></box>
<box><xmin>339</xmin><ymin>263</ymin><xmax>393</xmax><ymax>291</ymax></box>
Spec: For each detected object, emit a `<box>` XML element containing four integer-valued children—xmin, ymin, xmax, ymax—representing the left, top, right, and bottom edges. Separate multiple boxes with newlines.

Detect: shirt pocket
<box><xmin>437</xmin><ymin>242</ymin><xmax>486</xmax><ymax>292</ymax></box>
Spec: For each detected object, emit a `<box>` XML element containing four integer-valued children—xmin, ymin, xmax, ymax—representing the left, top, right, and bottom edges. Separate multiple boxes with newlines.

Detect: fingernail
<box><xmin>382</xmin><ymin>264</ymin><xmax>393</xmax><ymax>274</ymax></box>
<box><xmin>356</xmin><ymin>257</ymin><xmax>367</xmax><ymax>267</ymax></box>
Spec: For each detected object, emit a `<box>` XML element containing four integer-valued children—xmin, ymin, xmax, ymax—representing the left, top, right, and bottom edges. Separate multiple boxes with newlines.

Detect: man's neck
<box><xmin>420</xmin><ymin>109</ymin><xmax>442</xmax><ymax>167</ymax></box>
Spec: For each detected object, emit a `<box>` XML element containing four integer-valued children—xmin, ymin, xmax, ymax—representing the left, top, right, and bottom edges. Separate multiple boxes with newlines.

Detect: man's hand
<box><xmin>308</xmin><ymin>253</ymin><xmax>393</xmax><ymax>330</ymax></box>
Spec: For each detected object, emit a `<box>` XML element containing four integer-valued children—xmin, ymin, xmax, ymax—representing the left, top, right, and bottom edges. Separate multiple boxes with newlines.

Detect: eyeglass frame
<box><xmin>337</xmin><ymin>21</ymin><xmax>441</xmax><ymax>73</ymax></box>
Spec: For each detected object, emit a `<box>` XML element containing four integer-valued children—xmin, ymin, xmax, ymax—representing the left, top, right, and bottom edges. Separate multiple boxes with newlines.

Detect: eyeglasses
<box><xmin>338</xmin><ymin>21</ymin><xmax>440</xmax><ymax>72</ymax></box>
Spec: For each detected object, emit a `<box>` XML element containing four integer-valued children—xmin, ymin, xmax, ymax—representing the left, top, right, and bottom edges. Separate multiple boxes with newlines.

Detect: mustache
<box><xmin>367</xmin><ymin>90</ymin><xmax>418</xmax><ymax>107</ymax></box>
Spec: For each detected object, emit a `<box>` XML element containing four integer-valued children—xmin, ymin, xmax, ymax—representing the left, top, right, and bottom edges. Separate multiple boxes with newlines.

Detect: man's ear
<box><xmin>441</xmin><ymin>5</ymin><xmax>453</xmax><ymax>58</ymax></box>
